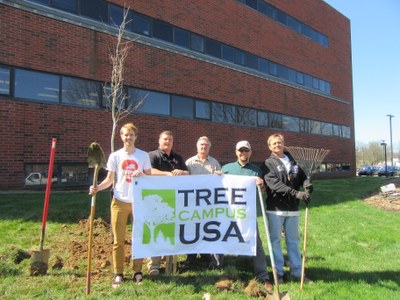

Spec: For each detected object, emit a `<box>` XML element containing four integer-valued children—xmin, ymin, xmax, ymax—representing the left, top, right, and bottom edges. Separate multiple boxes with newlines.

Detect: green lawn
<box><xmin>1</xmin><ymin>177</ymin><xmax>399</xmax><ymax>299</ymax></box>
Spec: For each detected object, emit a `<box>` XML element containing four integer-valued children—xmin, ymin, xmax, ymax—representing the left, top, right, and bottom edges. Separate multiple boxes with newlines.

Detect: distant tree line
<box><xmin>356</xmin><ymin>141</ymin><xmax>399</xmax><ymax>167</ymax></box>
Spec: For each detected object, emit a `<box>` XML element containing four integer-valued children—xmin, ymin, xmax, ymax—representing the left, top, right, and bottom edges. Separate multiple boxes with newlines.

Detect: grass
<box><xmin>1</xmin><ymin>177</ymin><xmax>400</xmax><ymax>299</ymax></box>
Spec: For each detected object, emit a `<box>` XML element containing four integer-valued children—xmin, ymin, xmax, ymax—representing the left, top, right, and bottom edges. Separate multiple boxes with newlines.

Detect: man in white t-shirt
<box><xmin>90</xmin><ymin>123</ymin><xmax>151</xmax><ymax>288</ymax></box>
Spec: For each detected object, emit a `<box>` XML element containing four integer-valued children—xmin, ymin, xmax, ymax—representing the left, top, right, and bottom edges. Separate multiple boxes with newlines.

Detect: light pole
<box><xmin>387</xmin><ymin>114</ymin><xmax>394</xmax><ymax>166</ymax></box>
<box><xmin>380</xmin><ymin>141</ymin><xmax>387</xmax><ymax>177</ymax></box>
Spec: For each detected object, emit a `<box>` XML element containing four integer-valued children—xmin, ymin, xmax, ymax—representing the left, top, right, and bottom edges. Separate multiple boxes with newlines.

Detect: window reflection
<box><xmin>15</xmin><ymin>69</ymin><xmax>59</xmax><ymax>102</ymax></box>
<box><xmin>62</xmin><ymin>77</ymin><xmax>100</xmax><ymax>107</ymax></box>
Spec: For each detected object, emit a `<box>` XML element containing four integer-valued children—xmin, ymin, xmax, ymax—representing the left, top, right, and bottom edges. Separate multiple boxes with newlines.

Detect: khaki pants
<box><xmin>111</xmin><ymin>198</ymin><xmax>143</xmax><ymax>275</ymax></box>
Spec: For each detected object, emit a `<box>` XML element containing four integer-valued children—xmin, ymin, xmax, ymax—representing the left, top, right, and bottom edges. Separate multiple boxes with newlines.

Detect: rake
<box><xmin>285</xmin><ymin>146</ymin><xmax>330</xmax><ymax>290</ymax></box>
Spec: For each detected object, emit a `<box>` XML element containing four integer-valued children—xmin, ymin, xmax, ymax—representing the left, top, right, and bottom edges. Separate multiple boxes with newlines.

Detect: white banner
<box><xmin>132</xmin><ymin>174</ymin><xmax>257</xmax><ymax>259</ymax></box>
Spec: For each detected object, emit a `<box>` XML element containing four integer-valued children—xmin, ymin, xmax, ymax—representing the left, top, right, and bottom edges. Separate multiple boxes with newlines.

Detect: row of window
<box><xmin>0</xmin><ymin>65</ymin><xmax>351</xmax><ymax>138</ymax></box>
<box><xmin>27</xmin><ymin>0</ymin><xmax>331</xmax><ymax>95</ymax></box>
<box><xmin>237</xmin><ymin>0</ymin><xmax>329</xmax><ymax>47</ymax></box>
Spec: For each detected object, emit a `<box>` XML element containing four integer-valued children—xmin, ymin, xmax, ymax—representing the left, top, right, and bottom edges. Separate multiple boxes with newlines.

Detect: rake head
<box><xmin>285</xmin><ymin>146</ymin><xmax>330</xmax><ymax>178</ymax></box>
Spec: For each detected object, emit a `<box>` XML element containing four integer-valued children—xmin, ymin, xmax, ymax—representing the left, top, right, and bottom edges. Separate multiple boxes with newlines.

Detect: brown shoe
<box><xmin>133</xmin><ymin>272</ymin><xmax>143</xmax><ymax>285</ymax></box>
<box><xmin>264</xmin><ymin>279</ymin><xmax>273</xmax><ymax>292</ymax></box>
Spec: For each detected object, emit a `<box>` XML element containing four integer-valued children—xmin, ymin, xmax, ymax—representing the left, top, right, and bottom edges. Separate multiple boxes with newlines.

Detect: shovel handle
<box><xmin>86</xmin><ymin>164</ymin><xmax>99</xmax><ymax>295</ymax></box>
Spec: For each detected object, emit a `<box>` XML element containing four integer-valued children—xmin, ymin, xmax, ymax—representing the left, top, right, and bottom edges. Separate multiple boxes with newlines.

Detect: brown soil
<box><xmin>362</xmin><ymin>178</ymin><xmax>400</xmax><ymax>212</ymax></box>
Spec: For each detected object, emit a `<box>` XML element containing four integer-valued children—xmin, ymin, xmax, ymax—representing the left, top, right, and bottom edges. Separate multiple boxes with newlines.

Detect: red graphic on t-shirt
<box><xmin>121</xmin><ymin>159</ymin><xmax>139</xmax><ymax>183</ymax></box>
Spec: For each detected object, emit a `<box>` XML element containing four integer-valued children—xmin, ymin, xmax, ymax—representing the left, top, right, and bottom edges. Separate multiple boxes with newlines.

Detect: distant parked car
<box><xmin>377</xmin><ymin>166</ymin><xmax>396</xmax><ymax>177</ymax></box>
<box><xmin>358</xmin><ymin>166</ymin><xmax>376</xmax><ymax>176</ymax></box>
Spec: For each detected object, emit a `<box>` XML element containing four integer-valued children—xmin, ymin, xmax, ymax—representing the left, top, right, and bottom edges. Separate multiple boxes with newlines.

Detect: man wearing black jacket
<box><xmin>262</xmin><ymin>133</ymin><xmax>312</xmax><ymax>283</ymax></box>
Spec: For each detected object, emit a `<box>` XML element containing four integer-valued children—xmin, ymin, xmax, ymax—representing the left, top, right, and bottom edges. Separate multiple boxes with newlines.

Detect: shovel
<box><xmin>86</xmin><ymin>142</ymin><xmax>106</xmax><ymax>295</ymax></box>
<box><xmin>257</xmin><ymin>185</ymin><xmax>281</xmax><ymax>300</ymax></box>
<box><xmin>30</xmin><ymin>138</ymin><xmax>57</xmax><ymax>276</ymax></box>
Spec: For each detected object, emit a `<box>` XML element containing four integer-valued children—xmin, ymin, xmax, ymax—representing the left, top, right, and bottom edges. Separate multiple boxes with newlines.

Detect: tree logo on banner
<box><xmin>141</xmin><ymin>189</ymin><xmax>176</xmax><ymax>245</ymax></box>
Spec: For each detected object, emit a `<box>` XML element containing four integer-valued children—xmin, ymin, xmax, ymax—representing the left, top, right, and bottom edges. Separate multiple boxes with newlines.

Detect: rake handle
<box><xmin>300</xmin><ymin>206</ymin><xmax>309</xmax><ymax>290</ymax></box>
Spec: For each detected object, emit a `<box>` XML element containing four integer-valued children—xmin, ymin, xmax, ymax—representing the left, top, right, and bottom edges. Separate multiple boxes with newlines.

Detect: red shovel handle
<box><xmin>40</xmin><ymin>138</ymin><xmax>57</xmax><ymax>251</ymax></box>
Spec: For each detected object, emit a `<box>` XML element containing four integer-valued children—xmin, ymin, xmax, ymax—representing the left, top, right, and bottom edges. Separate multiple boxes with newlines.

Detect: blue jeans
<box><xmin>267</xmin><ymin>213</ymin><xmax>302</xmax><ymax>278</ymax></box>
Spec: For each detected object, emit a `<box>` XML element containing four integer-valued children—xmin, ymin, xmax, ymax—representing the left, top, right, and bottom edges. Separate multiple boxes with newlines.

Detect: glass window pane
<box><xmin>109</xmin><ymin>4</ymin><xmax>124</xmax><ymax>28</ymax></box>
<box><xmin>269</xmin><ymin>112</ymin><xmax>282</xmax><ymax>128</ymax></box>
<box><xmin>212</xmin><ymin>103</ymin><xmax>235</xmax><ymax>124</ymax></box>
<box><xmin>304</xmin><ymin>74</ymin><xmax>313</xmax><ymax>88</ymax></box>
<box><xmin>195</xmin><ymin>100</ymin><xmax>210</xmax><ymax>119</ymax></box>
<box><xmin>332</xmin><ymin>124</ymin><xmax>341</xmax><ymax>137</ymax></box>
<box><xmin>245</xmin><ymin>53</ymin><xmax>258</xmax><ymax>69</ymax></box>
<box><xmin>235</xmin><ymin>50</ymin><xmax>245</xmax><ymax>65</ymax></box>
<box><xmin>282</xmin><ymin>115</ymin><xmax>299</xmax><ymax>132</ymax></box>
<box><xmin>245</xmin><ymin>0</ymin><xmax>257</xmax><ymax>10</ymax></box>
<box><xmin>342</xmin><ymin>126</ymin><xmax>351</xmax><ymax>138</ymax></box>
<box><xmin>276</xmin><ymin>10</ymin><xmax>287</xmax><ymax>25</ymax></box>
<box><xmin>132</xmin><ymin>13</ymin><xmax>151</xmax><ymax>36</ymax></box>
<box><xmin>62</xmin><ymin>77</ymin><xmax>100</xmax><ymax>107</ymax></box>
<box><xmin>191</xmin><ymin>33</ymin><xmax>204</xmax><ymax>52</ymax></box>
<box><xmin>258</xmin><ymin>58</ymin><xmax>268</xmax><ymax>73</ymax></box>
<box><xmin>61</xmin><ymin>164</ymin><xmax>89</xmax><ymax>185</ymax></box>
<box><xmin>153</xmin><ymin>20</ymin><xmax>173</xmax><ymax>42</ymax></box>
<box><xmin>312</xmin><ymin>77</ymin><xmax>319</xmax><ymax>89</ymax></box>
<box><xmin>80</xmin><ymin>0</ymin><xmax>108</xmax><ymax>22</ymax></box>
<box><xmin>0</xmin><ymin>67</ymin><xmax>10</xmax><ymax>95</ymax></box>
<box><xmin>222</xmin><ymin>45</ymin><xmax>235</xmax><ymax>63</ymax></box>
<box><xmin>257</xmin><ymin>111</ymin><xmax>268</xmax><ymax>127</ymax></box>
<box><xmin>296</xmin><ymin>72</ymin><xmax>304</xmax><ymax>85</ymax></box>
<box><xmin>15</xmin><ymin>69</ymin><xmax>59</xmax><ymax>102</ymax></box>
<box><xmin>128</xmin><ymin>88</ymin><xmax>169</xmax><ymax>115</ymax></box>
<box><xmin>299</xmin><ymin>119</ymin><xmax>309</xmax><ymax>133</ymax></box>
<box><xmin>269</xmin><ymin>62</ymin><xmax>278</xmax><ymax>76</ymax></box>
<box><xmin>288</xmin><ymin>69</ymin><xmax>296</xmax><ymax>82</ymax></box>
<box><xmin>236</xmin><ymin>107</ymin><xmax>256</xmax><ymax>126</ymax></box>
<box><xmin>31</xmin><ymin>0</ymin><xmax>49</xmax><ymax>4</ymax></box>
<box><xmin>277</xmin><ymin>64</ymin><xmax>288</xmax><ymax>80</ymax></box>
<box><xmin>205</xmin><ymin>38</ymin><xmax>221</xmax><ymax>58</ymax></box>
<box><xmin>287</xmin><ymin>16</ymin><xmax>301</xmax><ymax>33</ymax></box>
<box><xmin>53</xmin><ymin>0</ymin><xmax>77</xmax><ymax>13</ymax></box>
<box><xmin>310</xmin><ymin>120</ymin><xmax>321</xmax><ymax>134</ymax></box>
<box><xmin>24</xmin><ymin>163</ymin><xmax>59</xmax><ymax>186</ymax></box>
<box><xmin>174</xmin><ymin>27</ymin><xmax>190</xmax><ymax>48</ymax></box>
<box><xmin>258</xmin><ymin>1</ymin><xmax>268</xmax><ymax>15</ymax></box>
<box><xmin>171</xmin><ymin>95</ymin><xmax>193</xmax><ymax>118</ymax></box>
<box><xmin>321</xmin><ymin>122</ymin><xmax>333</xmax><ymax>135</ymax></box>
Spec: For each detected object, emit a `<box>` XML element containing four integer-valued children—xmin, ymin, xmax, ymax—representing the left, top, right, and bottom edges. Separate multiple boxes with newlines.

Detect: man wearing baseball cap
<box><xmin>216</xmin><ymin>140</ymin><xmax>273</xmax><ymax>292</ymax></box>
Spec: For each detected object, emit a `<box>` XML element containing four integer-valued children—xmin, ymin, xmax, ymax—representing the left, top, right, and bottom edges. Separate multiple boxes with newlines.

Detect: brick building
<box><xmin>0</xmin><ymin>0</ymin><xmax>354</xmax><ymax>189</ymax></box>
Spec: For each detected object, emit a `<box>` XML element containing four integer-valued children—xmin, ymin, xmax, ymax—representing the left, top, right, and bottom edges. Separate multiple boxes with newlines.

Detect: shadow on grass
<box><xmin>307</xmin><ymin>267</ymin><xmax>400</xmax><ymax>290</ymax></box>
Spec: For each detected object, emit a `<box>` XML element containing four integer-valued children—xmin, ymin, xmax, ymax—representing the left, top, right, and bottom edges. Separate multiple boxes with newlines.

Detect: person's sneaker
<box><xmin>263</xmin><ymin>279</ymin><xmax>273</xmax><ymax>292</ymax></box>
<box><xmin>132</xmin><ymin>272</ymin><xmax>143</xmax><ymax>285</ymax></box>
<box><xmin>112</xmin><ymin>274</ymin><xmax>124</xmax><ymax>289</ymax></box>
<box><xmin>148</xmin><ymin>268</ymin><xmax>160</xmax><ymax>276</ymax></box>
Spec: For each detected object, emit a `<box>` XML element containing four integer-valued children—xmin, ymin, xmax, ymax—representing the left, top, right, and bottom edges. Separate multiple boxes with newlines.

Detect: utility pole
<box><xmin>381</xmin><ymin>141</ymin><xmax>387</xmax><ymax>177</ymax></box>
<box><xmin>387</xmin><ymin>114</ymin><xmax>394</xmax><ymax>166</ymax></box>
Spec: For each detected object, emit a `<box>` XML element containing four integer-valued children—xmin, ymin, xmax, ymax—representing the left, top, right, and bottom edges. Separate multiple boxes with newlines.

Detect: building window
<box><xmin>191</xmin><ymin>33</ymin><xmax>204</xmax><ymax>53</ymax></box>
<box><xmin>299</xmin><ymin>119</ymin><xmax>310</xmax><ymax>133</ymax></box>
<box><xmin>52</xmin><ymin>0</ymin><xmax>78</xmax><ymax>13</ymax></box>
<box><xmin>212</xmin><ymin>103</ymin><xmax>236</xmax><ymax>124</ymax></box>
<box><xmin>0</xmin><ymin>67</ymin><xmax>10</xmax><ymax>95</ymax></box>
<box><xmin>236</xmin><ymin>107</ymin><xmax>256</xmax><ymax>126</ymax></box>
<box><xmin>15</xmin><ymin>69</ymin><xmax>59</xmax><ymax>102</ymax></box>
<box><xmin>222</xmin><ymin>45</ymin><xmax>235</xmax><ymax>63</ymax></box>
<box><xmin>80</xmin><ymin>0</ymin><xmax>108</xmax><ymax>22</ymax></box>
<box><xmin>257</xmin><ymin>111</ymin><xmax>269</xmax><ymax>127</ymax></box>
<box><xmin>269</xmin><ymin>112</ymin><xmax>283</xmax><ymax>129</ymax></box>
<box><xmin>153</xmin><ymin>20</ymin><xmax>173</xmax><ymax>43</ymax></box>
<box><xmin>310</xmin><ymin>120</ymin><xmax>321</xmax><ymax>134</ymax></box>
<box><xmin>195</xmin><ymin>100</ymin><xmax>211</xmax><ymax>120</ymax></box>
<box><xmin>171</xmin><ymin>95</ymin><xmax>193</xmax><ymax>119</ymax></box>
<box><xmin>174</xmin><ymin>27</ymin><xmax>190</xmax><ymax>49</ymax></box>
<box><xmin>132</xmin><ymin>13</ymin><xmax>151</xmax><ymax>36</ymax></box>
<box><xmin>235</xmin><ymin>50</ymin><xmax>245</xmax><ymax>66</ymax></box>
<box><xmin>128</xmin><ymin>88</ymin><xmax>169</xmax><ymax>115</ymax></box>
<box><xmin>61</xmin><ymin>77</ymin><xmax>100</xmax><ymax>107</ymax></box>
<box><xmin>282</xmin><ymin>115</ymin><xmax>300</xmax><ymax>132</ymax></box>
<box><xmin>24</xmin><ymin>163</ymin><xmax>88</xmax><ymax>186</ymax></box>
<box><xmin>108</xmin><ymin>4</ymin><xmax>125</xmax><ymax>27</ymax></box>
<box><xmin>320</xmin><ymin>122</ymin><xmax>333</xmax><ymax>136</ymax></box>
<box><xmin>206</xmin><ymin>38</ymin><xmax>222</xmax><ymax>58</ymax></box>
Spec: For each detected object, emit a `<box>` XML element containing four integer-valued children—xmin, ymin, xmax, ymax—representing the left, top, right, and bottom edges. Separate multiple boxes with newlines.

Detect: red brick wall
<box><xmin>0</xmin><ymin>1</ymin><xmax>355</xmax><ymax>189</ymax></box>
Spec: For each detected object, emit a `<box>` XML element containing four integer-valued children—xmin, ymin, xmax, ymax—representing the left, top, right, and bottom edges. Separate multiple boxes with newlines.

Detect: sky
<box><xmin>323</xmin><ymin>0</ymin><xmax>400</xmax><ymax>150</ymax></box>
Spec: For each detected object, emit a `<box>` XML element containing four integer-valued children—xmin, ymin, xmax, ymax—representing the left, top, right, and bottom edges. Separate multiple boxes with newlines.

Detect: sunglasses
<box><xmin>238</xmin><ymin>148</ymin><xmax>250</xmax><ymax>152</ymax></box>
